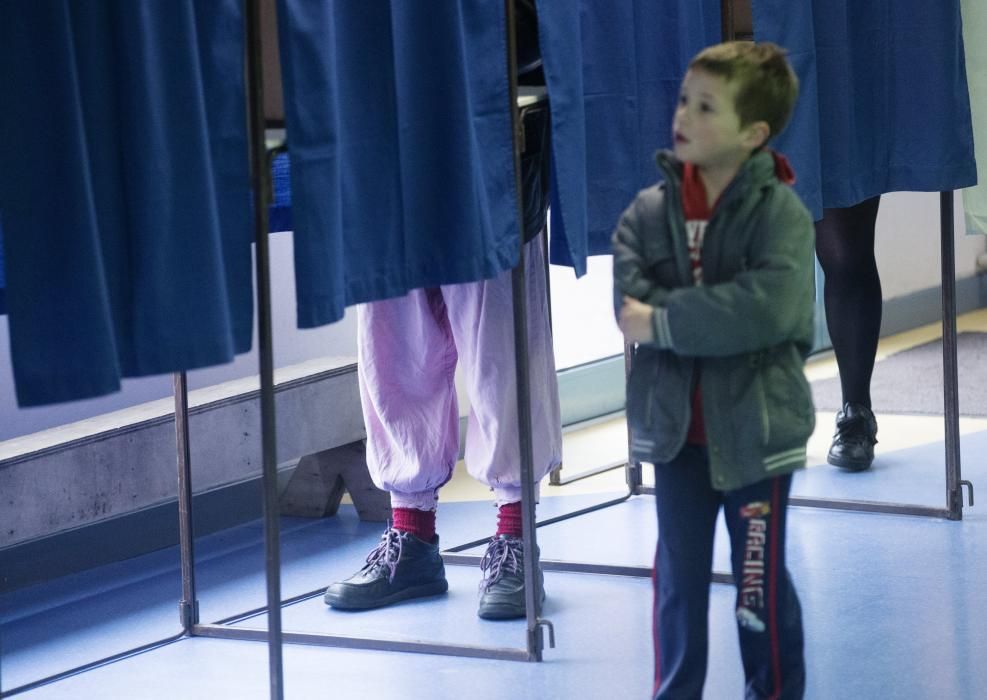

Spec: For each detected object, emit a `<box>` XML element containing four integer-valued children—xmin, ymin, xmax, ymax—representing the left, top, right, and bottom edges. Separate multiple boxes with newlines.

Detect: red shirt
<box><xmin>681</xmin><ymin>162</ymin><xmax>711</xmax><ymax>445</ymax></box>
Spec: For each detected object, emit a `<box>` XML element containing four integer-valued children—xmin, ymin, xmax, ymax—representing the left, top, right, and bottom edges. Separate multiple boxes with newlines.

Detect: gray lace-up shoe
<box><xmin>323</xmin><ymin>527</ymin><xmax>448</xmax><ymax>610</ymax></box>
<box><xmin>476</xmin><ymin>535</ymin><xmax>545</xmax><ymax>620</ymax></box>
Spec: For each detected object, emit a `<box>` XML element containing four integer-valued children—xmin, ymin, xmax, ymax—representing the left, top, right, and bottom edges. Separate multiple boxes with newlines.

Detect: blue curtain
<box><xmin>539</xmin><ymin>0</ymin><xmax>721</xmax><ymax>266</ymax></box>
<box><xmin>276</xmin><ymin>1</ymin><xmax>518</xmax><ymax>328</ymax></box>
<box><xmin>0</xmin><ymin>0</ymin><xmax>252</xmax><ymax>407</ymax></box>
<box><xmin>753</xmin><ymin>0</ymin><xmax>977</xmax><ymax>219</ymax></box>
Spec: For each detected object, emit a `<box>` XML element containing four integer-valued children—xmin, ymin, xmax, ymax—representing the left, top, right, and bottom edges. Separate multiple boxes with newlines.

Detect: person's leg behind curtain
<box><xmin>321</xmin><ymin>291</ymin><xmax>458</xmax><ymax>611</ymax></box>
<box><xmin>442</xmin><ymin>229</ymin><xmax>562</xmax><ymax>619</ymax></box>
<box><xmin>815</xmin><ymin>196</ymin><xmax>881</xmax><ymax>470</ymax></box>
<box><xmin>815</xmin><ymin>196</ymin><xmax>882</xmax><ymax>407</ymax></box>
<box><xmin>356</xmin><ymin>290</ymin><xmax>462</xmax><ymax>510</ymax></box>
<box><xmin>443</xmin><ymin>229</ymin><xmax>562</xmax><ymax>506</ymax></box>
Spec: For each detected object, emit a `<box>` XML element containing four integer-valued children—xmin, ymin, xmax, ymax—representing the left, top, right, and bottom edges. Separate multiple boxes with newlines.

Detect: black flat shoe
<box><xmin>827</xmin><ymin>402</ymin><xmax>878</xmax><ymax>472</ymax></box>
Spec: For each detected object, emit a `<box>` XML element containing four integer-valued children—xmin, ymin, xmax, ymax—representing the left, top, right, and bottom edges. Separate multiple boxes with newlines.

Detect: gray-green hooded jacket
<box><xmin>612</xmin><ymin>149</ymin><xmax>816</xmax><ymax>491</ymax></box>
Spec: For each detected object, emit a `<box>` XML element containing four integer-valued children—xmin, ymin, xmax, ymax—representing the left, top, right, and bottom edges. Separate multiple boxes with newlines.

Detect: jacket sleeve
<box><xmin>611</xmin><ymin>186</ymin><xmax>668</xmax><ymax>320</ymax></box>
<box><xmin>653</xmin><ymin>188</ymin><xmax>815</xmax><ymax>356</ymax></box>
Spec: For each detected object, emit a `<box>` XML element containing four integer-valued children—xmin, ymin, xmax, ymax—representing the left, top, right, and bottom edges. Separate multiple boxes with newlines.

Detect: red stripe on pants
<box><xmin>767</xmin><ymin>478</ymin><xmax>783</xmax><ymax>699</ymax></box>
<box><xmin>652</xmin><ymin>542</ymin><xmax>662</xmax><ymax>698</ymax></box>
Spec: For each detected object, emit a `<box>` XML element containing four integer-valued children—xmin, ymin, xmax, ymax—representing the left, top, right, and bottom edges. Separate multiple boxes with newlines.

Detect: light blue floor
<box><xmin>3</xmin><ymin>433</ymin><xmax>987</xmax><ymax>699</ymax></box>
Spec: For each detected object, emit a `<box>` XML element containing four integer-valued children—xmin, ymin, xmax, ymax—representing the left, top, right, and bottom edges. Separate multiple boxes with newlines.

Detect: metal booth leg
<box><xmin>940</xmin><ymin>191</ymin><xmax>973</xmax><ymax>520</ymax></box>
<box><xmin>184</xmin><ymin>2</ymin><xmax>288</xmax><ymax>696</ymax></box>
<box><xmin>505</xmin><ymin>0</ymin><xmax>553</xmax><ymax>660</ymax></box>
<box><xmin>244</xmin><ymin>1</ymin><xmax>284</xmax><ymax>695</ymax></box>
<box><xmin>175</xmin><ymin>372</ymin><xmax>200</xmax><ymax>633</ymax></box>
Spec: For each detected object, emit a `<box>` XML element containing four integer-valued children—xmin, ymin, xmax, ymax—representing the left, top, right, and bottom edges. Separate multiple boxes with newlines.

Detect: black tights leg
<box><xmin>814</xmin><ymin>196</ymin><xmax>882</xmax><ymax>409</ymax></box>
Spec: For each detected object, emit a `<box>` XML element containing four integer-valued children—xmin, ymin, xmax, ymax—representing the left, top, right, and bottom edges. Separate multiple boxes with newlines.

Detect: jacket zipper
<box><xmin>758</xmin><ymin>377</ymin><xmax>770</xmax><ymax>446</ymax></box>
<box><xmin>749</xmin><ymin>351</ymin><xmax>770</xmax><ymax>446</ymax></box>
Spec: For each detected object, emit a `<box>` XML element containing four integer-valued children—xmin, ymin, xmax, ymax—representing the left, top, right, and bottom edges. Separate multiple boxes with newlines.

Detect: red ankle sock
<box><xmin>391</xmin><ymin>507</ymin><xmax>436</xmax><ymax>542</ymax></box>
<box><xmin>496</xmin><ymin>501</ymin><xmax>523</xmax><ymax>538</ymax></box>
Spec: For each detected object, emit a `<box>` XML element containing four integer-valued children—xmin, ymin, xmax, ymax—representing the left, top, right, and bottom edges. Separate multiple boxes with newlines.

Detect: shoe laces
<box><xmin>361</xmin><ymin>527</ymin><xmax>405</xmax><ymax>583</ymax></box>
<box><xmin>835</xmin><ymin>411</ymin><xmax>876</xmax><ymax>445</ymax></box>
<box><xmin>479</xmin><ymin>536</ymin><xmax>523</xmax><ymax>592</ymax></box>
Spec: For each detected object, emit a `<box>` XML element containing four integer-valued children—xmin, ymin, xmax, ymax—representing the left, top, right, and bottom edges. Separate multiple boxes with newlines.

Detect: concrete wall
<box><xmin>0</xmin><ymin>358</ymin><xmax>363</xmax><ymax>549</ymax></box>
<box><xmin>875</xmin><ymin>192</ymin><xmax>985</xmax><ymax>300</ymax></box>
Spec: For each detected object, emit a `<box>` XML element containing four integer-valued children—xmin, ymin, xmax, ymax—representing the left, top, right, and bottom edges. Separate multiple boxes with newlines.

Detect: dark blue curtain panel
<box><xmin>753</xmin><ymin>0</ymin><xmax>977</xmax><ymax>219</ymax></box>
<box><xmin>276</xmin><ymin>1</ymin><xmax>519</xmax><ymax>328</ymax></box>
<box><xmin>0</xmin><ymin>1</ymin><xmax>253</xmax><ymax>407</ymax></box>
<box><xmin>539</xmin><ymin>0</ymin><xmax>721</xmax><ymax>264</ymax></box>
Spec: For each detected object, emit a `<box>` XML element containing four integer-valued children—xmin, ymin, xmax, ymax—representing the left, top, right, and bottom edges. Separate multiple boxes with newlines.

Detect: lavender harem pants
<box><xmin>357</xmin><ymin>233</ymin><xmax>563</xmax><ymax>511</ymax></box>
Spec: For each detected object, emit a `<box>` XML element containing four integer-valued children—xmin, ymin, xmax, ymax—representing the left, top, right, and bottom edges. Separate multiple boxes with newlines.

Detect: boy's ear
<box><xmin>743</xmin><ymin>120</ymin><xmax>771</xmax><ymax>150</ymax></box>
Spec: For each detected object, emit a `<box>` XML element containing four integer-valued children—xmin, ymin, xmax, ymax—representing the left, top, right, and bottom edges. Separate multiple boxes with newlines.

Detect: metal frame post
<box><xmin>244</xmin><ymin>0</ymin><xmax>285</xmax><ymax>695</ymax></box>
<box><xmin>940</xmin><ymin>191</ymin><xmax>973</xmax><ymax>519</ymax></box>
<box><xmin>505</xmin><ymin>0</ymin><xmax>552</xmax><ymax>659</ymax></box>
<box><xmin>175</xmin><ymin>372</ymin><xmax>200</xmax><ymax>632</ymax></box>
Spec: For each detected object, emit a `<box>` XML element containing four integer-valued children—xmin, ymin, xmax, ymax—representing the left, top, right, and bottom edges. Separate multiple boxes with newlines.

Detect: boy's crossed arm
<box><xmin>611</xmin><ymin>191</ymin><xmax>672</xmax><ymax>343</ymax></box>
<box><xmin>614</xmin><ymin>192</ymin><xmax>814</xmax><ymax>356</ymax></box>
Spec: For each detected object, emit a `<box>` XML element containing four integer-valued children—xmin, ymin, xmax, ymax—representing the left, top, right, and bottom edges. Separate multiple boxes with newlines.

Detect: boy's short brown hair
<box><xmin>689</xmin><ymin>42</ymin><xmax>799</xmax><ymax>142</ymax></box>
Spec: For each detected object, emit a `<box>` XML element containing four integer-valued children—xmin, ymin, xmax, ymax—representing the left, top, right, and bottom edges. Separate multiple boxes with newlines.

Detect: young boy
<box><xmin>613</xmin><ymin>43</ymin><xmax>813</xmax><ymax>699</ymax></box>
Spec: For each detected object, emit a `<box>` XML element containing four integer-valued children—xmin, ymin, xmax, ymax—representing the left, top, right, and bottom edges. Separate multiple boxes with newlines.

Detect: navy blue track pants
<box><xmin>651</xmin><ymin>445</ymin><xmax>805</xmax><ymax>699</ymax></box>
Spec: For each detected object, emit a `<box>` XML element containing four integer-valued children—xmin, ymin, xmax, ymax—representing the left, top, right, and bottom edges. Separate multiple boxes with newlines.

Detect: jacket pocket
<box><xmin>625</xmin><ymin>347</ymin><xmax>689</xmax><ymax>460</ymax></box>
<box><xmin>760</xmin><ymin>347</ymin><xmax>815</xmax><ymax>450</ymax></box>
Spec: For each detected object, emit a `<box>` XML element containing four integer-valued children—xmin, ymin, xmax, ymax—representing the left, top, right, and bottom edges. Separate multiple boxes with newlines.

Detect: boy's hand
<box><xmin>618</xmin><ymin>296</ymin><xmax>655</xmax><ymax>344</ymax></box>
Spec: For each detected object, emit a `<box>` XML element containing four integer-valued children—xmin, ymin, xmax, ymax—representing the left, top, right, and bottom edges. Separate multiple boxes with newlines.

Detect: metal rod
<box><xmin>192</xmin><ymin>625</ymin><xmax>533</xmax><ymax>662</ymax></box>
<box><xmin>613</xmin><ymin>472</ymin><xmax>956</xmax><ymax>519</ymax></box>
<box><xmin>940</xmin><ymin>191</ymin><xmax>964</xmax><ymax>521</ymax></box>
<box><xmin>789</xmin><ymin>496</ymin><xmax>950</xmax><ymax>519</ymax></box>
<box><xmin>623</xmin><ymin>344</ymin><xmax>645</xmax><ymax>493</ymax></box>
<box><xmin>444</xmin><ymin>493</ymin><xmax>633</xmax><ymax>554</ymax></box>
<box><xmin>722</xmin><ymin>0</ymin><xmax>736</xmax><ymax>41</ymax></box>
<box><xmin>505</xmin><ymin>0</ymin><xmax>545</xmax><ymax>662</ymax></box>
<box><xmin>213</xmin><ymin>588</ymin><xmax>327</xmax><ymax>627</ymax></box>
<box><xmin>443</xmin><ymin>555</ymin><xmax>734</xmax><ymax>584</ymax></box>
<box><xmin>245</xmin><ymin>1</ymin><xmax>284</xmax><ymax>696</ymax></box>
<box><xmin>640</xmin><ymin>488</ymin><xmax>952</xmax><ymax>519</ymax></box>
<box><xmin>174</xmin><ymin>371</ymin><xmax>199</xmax><ymax>632</ymax></box>
<box><xmin>545</xmin><ymin>227</ymin><xmax>563</xmax><ymax>486</ymax></box>
<box><xmin>548</xmin><ymin>459</ymin><xmax>629</xmax><ymax>487</ymax></box>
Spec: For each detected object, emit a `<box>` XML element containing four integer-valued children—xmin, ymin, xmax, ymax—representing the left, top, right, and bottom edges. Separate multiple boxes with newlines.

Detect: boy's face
<box><xmin>672</xmin><ymin>69</ymin><xmax>763</xmax><ymax>171</ymax></box>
